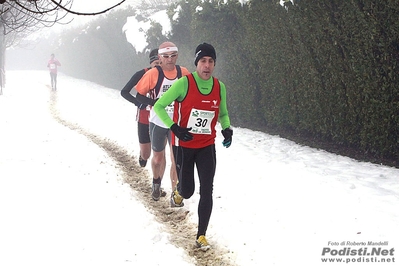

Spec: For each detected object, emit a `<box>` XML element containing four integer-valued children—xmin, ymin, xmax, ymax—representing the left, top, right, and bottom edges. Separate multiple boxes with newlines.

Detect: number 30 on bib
<box><xmin>187</xmin><ymin>108</ymin><xmax>215</xmax><ymax>135</ymax></box>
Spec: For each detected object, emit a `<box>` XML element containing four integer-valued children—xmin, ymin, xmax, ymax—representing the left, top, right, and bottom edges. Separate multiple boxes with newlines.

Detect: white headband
<box><xmin>158</xmin><ymin>47</ymin><xmax>178</xmax><ymax>54</ymax></box>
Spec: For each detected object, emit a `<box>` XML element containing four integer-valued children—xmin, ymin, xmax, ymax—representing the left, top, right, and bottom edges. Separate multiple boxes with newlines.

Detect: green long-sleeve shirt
<box><xmin>154</xmin><ymin>71</ymin><xmax>231</xmax><ymax>130</ymax></box>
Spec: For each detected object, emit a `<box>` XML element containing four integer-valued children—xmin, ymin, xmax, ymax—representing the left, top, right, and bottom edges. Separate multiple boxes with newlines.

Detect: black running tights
<box><xmin>172</xmin><ymin>144</ymin><xmax>216</xmax><ymax>238</ymax></box>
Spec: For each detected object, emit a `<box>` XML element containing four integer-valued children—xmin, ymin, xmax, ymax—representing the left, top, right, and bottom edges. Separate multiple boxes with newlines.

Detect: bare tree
<box><xmin>0</xmin><ymin>0</ymin><xmax>126</xmax><ymax>94</ymax></box>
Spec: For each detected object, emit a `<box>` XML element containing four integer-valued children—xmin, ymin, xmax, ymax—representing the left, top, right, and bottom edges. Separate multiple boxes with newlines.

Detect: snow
<box><xmin>0</xmin><ymin>70</ymin><xmax>398</xmax><ymax>266</ymax></box>
<box><xmin>58</xmin><ymin>0</ymin><xmax>172</xmax><ymax>53</ymax></box>
<box><xmin>123</xmin><ymin>10</ymin><xmax>171</xmax><ymax>53</ymax></box>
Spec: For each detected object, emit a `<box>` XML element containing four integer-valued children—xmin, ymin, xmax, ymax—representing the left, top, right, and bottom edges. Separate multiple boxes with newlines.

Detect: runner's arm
<box><xmin>218</xmin><ymin>82</ymin><xmax>231</xmax><ymax>130</ymax></box>
<box><xmin>154</xmin><ymin>77</ymin><xmax>188</xmax><ymax>128</ymax></box>
<box><xmin>120</xmin><ymin>70</ymin><xmax>145</xmax><ymax>106</ymax></box>
<box><xmin>135</xmin><ymin>68</ymin><xmax>158</xmax><ymax>106</ymax></box>
<box><xmin>136</xmin><ymin>92</ymin><xmax>157</xmax><ymax>106</ymax></box>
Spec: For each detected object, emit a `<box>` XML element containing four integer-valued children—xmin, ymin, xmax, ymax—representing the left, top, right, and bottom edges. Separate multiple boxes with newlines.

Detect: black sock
<box><xmin>153</xmin><ymin>177</ymin><xmax>161</xmax><ymax>184</ymax></box>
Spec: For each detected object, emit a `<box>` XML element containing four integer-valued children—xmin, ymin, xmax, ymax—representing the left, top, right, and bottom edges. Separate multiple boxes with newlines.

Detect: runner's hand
<box><xmin>137</xmin><ymin>103</ymin><xmax>147</xmax><ymax>110</ymax></box>
<box><xmin>221</xmin><ymin>128</ymin><xmax>233</xmax><ymax>148</ymax></box>
<box><xmin>171</xmin><ymin>124</ymin><xmax>193</xmax><ymax>141</ymax></box>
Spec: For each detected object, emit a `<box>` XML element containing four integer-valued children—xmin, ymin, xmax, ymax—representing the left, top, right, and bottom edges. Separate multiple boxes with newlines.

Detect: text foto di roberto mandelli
<box><xmin>328</xmin><ymin>241</ymin><xmax>390</xmax><ymax>246</ymax></box>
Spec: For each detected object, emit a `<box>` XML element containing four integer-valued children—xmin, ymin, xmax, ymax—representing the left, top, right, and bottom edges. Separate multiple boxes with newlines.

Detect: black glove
<box><xmin>221</xmin><ymin>128</ymin><xmax>233</xmax><ymax>148</ymax></box>
<box><xmin>136</xmin><ymin>93</ymin><xmax>157</xmax><ymax>106</ymax></box>
<box><xmin>171</xmin><ymin>124</ymin><xmax>193</xmax><ymax>142</ymax></box>
<box><xmin>137</xmin><ymin>103</ymin><xmax>147</xmax><ymax>110</ymax></box>
<box><xmin>149</xmin><ymin>98</ymin><xmax>158</xmax><ymax>106</ymax></box>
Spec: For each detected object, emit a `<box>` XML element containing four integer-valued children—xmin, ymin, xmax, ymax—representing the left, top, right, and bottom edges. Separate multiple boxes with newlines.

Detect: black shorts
<box><xmin>137</xmin><ymin>122</ymin><xmax>150</xmax><ymax>144</ymax></box>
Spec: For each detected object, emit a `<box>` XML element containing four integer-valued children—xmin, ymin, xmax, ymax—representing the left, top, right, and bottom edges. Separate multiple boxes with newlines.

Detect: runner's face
<box><xmin>196</xmin><ymin>56</ymin><xmax>215</xmax><ymax>80</ymax></box>
<box><xmin>159</xmin><ymin>52</ymin><xmax>178</xmax><ymax>71</ymax></box>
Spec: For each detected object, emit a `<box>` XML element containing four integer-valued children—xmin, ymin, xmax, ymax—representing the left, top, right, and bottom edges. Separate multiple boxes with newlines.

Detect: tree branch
<box><xmin>50</xmin><ymin>0</ymin><xmax>127</xmax><ymax>16</ymax></box>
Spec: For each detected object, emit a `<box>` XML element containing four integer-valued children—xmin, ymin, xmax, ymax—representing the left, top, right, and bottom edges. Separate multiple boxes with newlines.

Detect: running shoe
<box><xmin>170</xmin><ymin>189</ymin><xmax>184</xmax><ymax>207</ymax></box>
<box><xmin>196</xmin><ymin>235</ymin><xmax>211</xmax><ymax>251</ymax></box>
<box><xmin>152</xmin><ymin>183</ymin><xmax>161</xmax><ymax>201</ymax></box>
<box><xmin>139</xmin><ymin>155</ymin><xmax>147</xmax><ymax>167</ymax></box>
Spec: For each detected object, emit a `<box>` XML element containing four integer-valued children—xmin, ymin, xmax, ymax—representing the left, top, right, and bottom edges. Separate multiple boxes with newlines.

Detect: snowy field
<box><xmin>0</xmin><ymin>70</ymin><xmax>398</xmax><ymax>266</ymax></box>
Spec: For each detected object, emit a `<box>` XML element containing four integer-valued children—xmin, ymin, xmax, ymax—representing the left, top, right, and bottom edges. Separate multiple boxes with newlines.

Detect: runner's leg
<box><xmin>195</xmin><ymin>145</ymin><xmax>216</xmax><ymax>238</ymax></box>
<box><xmin>138</xmin><ymin>122</ymin><xmax>151</xmax><ymax>162</ymax></box>
<box><xmin>149</xmin><ymin>123</ymin><xmax>168</xmax><ymax>182</ymax></box>
<box><xmin>173</xmin><ymin>145</ymin><xmax>196</xmax><ymax>198</ymax></box>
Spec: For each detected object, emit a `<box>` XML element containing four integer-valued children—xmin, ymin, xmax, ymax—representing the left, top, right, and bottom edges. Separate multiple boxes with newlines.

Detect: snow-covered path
<box><xmin>0</xmin><ymin>71</ymin><xmax>193</xmax><ymax>266</ymax></box>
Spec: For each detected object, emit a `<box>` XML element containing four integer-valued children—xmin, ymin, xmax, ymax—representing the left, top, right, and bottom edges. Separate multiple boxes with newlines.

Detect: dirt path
<box><xmin>48</xmin><ymin>89</ymin><xmax>236</xmax><ymax>266</ymax></box>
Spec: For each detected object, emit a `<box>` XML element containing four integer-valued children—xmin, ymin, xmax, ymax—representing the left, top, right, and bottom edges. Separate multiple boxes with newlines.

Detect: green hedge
<box><xmin>169</xmin><ymin>0</ymin><xmax>399</xmax><ymax>162</ymax></box>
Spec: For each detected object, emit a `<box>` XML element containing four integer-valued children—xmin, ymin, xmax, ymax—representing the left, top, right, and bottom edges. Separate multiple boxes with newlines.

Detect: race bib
<box><xmin>187</xmin><ymin>108</ymin><xmax>215</xmax><ymax>135</ymax></box>
<box><xmin>49</xmin><ymin>63</ymin><xmax>56</xmax><ymax>69</ymax></box>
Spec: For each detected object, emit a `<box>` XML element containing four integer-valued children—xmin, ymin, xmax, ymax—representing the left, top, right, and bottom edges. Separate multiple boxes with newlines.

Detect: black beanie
<box><xmin>194</xmin><ymin>43</ymin><xmax>216</xmax><ymax>66</ymax></box>
<box><xmin>149</xmin><ymin>48</ymin><xmax>158</xmax><ymax>64</ymax></box>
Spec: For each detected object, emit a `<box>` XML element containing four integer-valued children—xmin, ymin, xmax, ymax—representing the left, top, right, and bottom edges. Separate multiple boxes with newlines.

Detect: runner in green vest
<box><xmin>154</xmin><ymin>43</ymin><xmax>233</xmax><ymax>250</ymax></box>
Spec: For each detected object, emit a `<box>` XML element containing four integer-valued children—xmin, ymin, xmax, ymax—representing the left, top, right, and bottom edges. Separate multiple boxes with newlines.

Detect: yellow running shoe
<box><xmin>170</xmin><ymin>189</ymin><xmax>184</xmax><ymax>207</ymax></box>
<box><xmin>196</xmin><ymin>235</ymin><xmax>211</xmax><ymax>251</ymax></box>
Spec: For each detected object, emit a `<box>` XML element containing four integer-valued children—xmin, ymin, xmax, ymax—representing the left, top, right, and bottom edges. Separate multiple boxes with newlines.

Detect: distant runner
<box><xmin>47</xmin><ymin>54</ymin><xmax>61</xmax><ymax>90</ymax></box>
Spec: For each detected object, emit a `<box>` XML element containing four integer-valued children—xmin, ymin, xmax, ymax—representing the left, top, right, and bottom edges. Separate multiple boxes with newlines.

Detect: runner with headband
<box><xmin>135</xmin><ymin>42</ymin><xmax>190</xmax><ymax>205</ymax></box>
